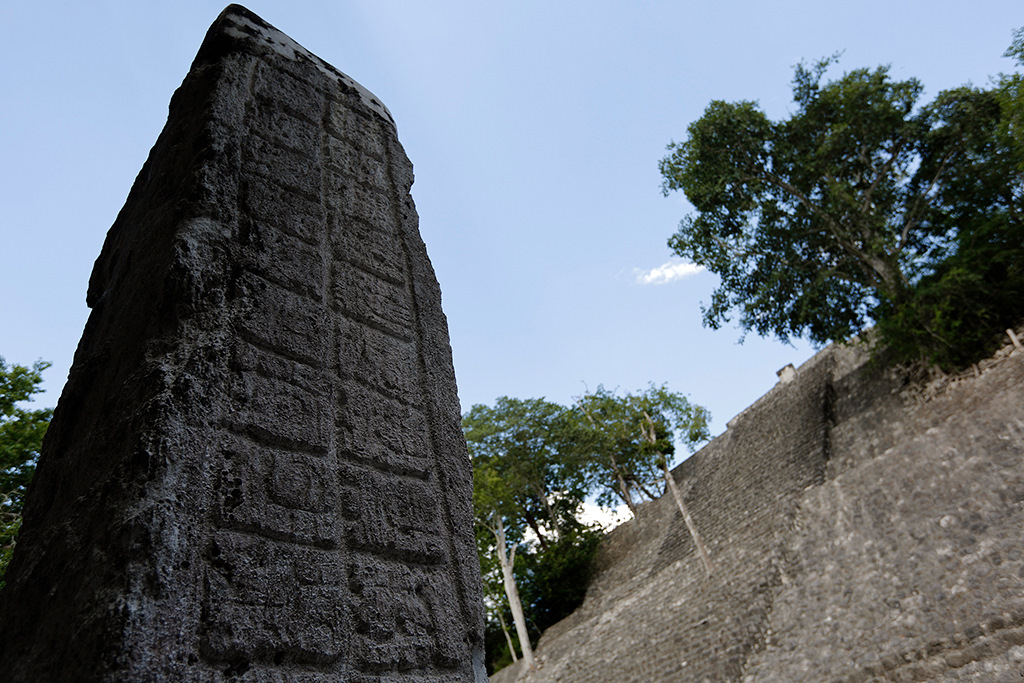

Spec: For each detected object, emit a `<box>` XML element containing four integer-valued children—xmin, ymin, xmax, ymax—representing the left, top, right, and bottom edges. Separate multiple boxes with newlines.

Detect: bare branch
<box><xmin>860</xmin><ymin>136</ymin><xmax>906</xmax><ymax>217</ymax></box>
<box><xmin>900</xmin><ymin>145</ymin><xmax>958</xmax><ymax>250</ymax></box>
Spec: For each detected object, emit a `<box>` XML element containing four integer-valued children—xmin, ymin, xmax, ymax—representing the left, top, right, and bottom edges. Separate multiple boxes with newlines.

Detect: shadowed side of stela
<box><xmin>0</xmin><ymin>6</ymin><xmax>488</xmax><ymax>681</ymax></box>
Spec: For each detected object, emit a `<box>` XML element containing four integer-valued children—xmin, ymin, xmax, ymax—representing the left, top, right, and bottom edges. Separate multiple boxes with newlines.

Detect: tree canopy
<box><xmin>0</xmin><ymin>357</ymin><xmax>52</xmax><ymax>586</ymax></box>
<box><xmin>465</xmin><ymin>397</ymin><xmax>594</xmax><ymax>672</ymax></box>
<box><xmin>465</xmin><ymin>397</ymin><xmax>590</xmax><ymax>548</ymax></box>
<box><xmin>660</xmin><ymin>38</ymin><xmax>1024</xmax><ymax>368</ymax></box>
<box><xmin>575</xmin><ymin>384</ymin><xmax>710</xmax><ymax>513</ymax></box>
<box><xmin>575</xmin><ymin>385</ymin><xmax>714</xmax><ymax>575</ymax></box>
<box><xmin>465</xmin><ymin>388</ymin><xmax>711</xmax><ymax>672</ymax></box>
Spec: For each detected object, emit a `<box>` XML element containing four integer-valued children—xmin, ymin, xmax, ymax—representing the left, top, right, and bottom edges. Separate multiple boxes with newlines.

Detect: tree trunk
<box><xmin>662</xmin><ymin>460</ymin><xmax>714</xmax><ymax>578</ymax></box>
<box><xmin>615</xmin><ymin>466</ymin><xmax>638</xmax><ymax>516</ymax></box>
<box><xmin>641</xmin><ymin>410</ymin><xmax>713</xmax><ymax>578</ymax></box>
<box><xmin>493</xmin><ymin>519</ymin><xmax>534</xmax><ymax>668</ymax></box>
<box><xmin>522</xmin><ymin>509</ymin><xmax>549</xmax><ymax>551</ymax></box>
<box><xmin>496</xmin><ymin>609</ymin><xmax>518</xmax><ymax>663</ymax></box>
<box><xmin>634</xmin><ymin>478</ymin><xmax>659</xmax><ymax>502</ymax></box>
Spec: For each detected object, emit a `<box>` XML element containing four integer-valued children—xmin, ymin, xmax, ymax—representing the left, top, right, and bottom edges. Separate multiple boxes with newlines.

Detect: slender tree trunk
<box><xmin>522</xmin><ymin>509</ymin><xmax>549</xmax><ymax>551</ymax></box>
<box><xmin>634</xmin><ymin>479</ymin><xmax>659</xmax><ymax>502</ymax></box>
<box><xmin>496</xmin><ymin>609</ymin><xmax>518</xmax><ymax>663</ymax></box>
<box><xmin>614</xmin><ymin>465</ymin><xmax>638</xmax><ymax>516</ymax></box>
<box><xmin>662</xmin><ymin>460</ymin><xmax>714</xmax><ymax>578</ymax></box>
<box><xmin>642</xmin><ymin>411</ymin><xmax>713</xmax><ymax>578</ymax></box>
<box><xmin>493</xmin><ymin>517</ymin><xmax>534</xmax><ymax>668</ymax></box>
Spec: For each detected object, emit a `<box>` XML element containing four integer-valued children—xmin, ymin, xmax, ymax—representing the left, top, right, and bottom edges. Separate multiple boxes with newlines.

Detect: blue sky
<box><xmin>1</xmin><ymin>1</ymin><xmax>1019</xmax><ymax>449</ymax></box>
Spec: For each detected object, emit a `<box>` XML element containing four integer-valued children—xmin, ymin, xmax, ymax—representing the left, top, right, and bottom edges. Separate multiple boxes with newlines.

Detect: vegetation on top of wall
<box><xmin>660</xmin><ymin>28</ymin><xmax>1024</xmax><ymax>371</ymax></box>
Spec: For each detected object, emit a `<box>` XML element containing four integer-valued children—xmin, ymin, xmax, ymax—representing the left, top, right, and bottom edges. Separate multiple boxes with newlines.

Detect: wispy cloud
<box><xmin>635</xmin><ymin>260</ymin><xmax>705</xmax><ymax>285</ymax></box>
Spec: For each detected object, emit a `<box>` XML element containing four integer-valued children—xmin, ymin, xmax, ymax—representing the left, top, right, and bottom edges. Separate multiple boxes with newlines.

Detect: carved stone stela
<box><xmin>0</xmin><ymin>6</ymin><xmax>486</xmax><ymax>681</ymax></box>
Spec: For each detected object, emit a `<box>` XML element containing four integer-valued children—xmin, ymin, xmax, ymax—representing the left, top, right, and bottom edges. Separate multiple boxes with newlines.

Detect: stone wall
<box><xmin>505</xmin><ymin>338</ymin><xmax>1024</xmax><ymax>682</ymax></box>
<box><xmin>0</xmin><ymin>6</ymin><xmax>486</xmax><ymax>681</ymax></box>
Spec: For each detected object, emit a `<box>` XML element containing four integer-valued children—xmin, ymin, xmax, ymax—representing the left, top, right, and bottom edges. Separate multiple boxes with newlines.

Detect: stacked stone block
<box><xmin>505</xmin><ymin>340</ymin><xmax>1024</xmax><ymax>682</ymax></box>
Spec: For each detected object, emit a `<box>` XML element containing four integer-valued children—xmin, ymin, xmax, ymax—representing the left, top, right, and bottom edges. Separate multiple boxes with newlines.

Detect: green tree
<box><xmin>577</xmin><ymin>385</ymin><xmax>712</xmax><ymax>577</ymax></box>
<box><xmin>575</xmin><ymin>385</ymin><xmax>713</xmax><ymax>575</ymax></box>
<box><xmin>660</xmin><ymin>43</ymin><xmax>1024</xmax><ymax>368</ymax></box>
<box><xmin>466</xmin><ymin>389</ymin><xmax>711</xmax><ymax>669</ymax></box>
<box><xmin>465</xmin><ymin>397</ymin><xmax>590</xmax><ymax>670</ymax></box>
<box><xmin>515</xmin><ymin>525</ymin><xmax>602</xmax><ymax>634</ymax></box>
<box><xmin>874</xmin><ymin>31</ymin><xmax>1024</xmax><ymax>368</ymax></box>
<box><xmin>575</xmin><ymin>385</ymin><xmax>709</xmax><ymax>513</ymax></box>
<box><xmin>0</xmin><ymin>357</ymin><xmax>52</xmax><ymax>587</ymax></box>
<box><xmin>1000</xmin><ymin>27</ymin><xmax>1024</xmax><ymax>162</ymax></box>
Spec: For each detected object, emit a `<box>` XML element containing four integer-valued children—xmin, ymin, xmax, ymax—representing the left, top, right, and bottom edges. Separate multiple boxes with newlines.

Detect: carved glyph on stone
<box><xmin>0</xmin><ymin>5</ymin><xmax>487</xmax><ymax>681</ymax></box>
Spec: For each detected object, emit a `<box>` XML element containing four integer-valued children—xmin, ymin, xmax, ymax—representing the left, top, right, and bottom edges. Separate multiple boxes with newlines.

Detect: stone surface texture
<box><xmin>501</xmin><ymin>338</ymin><xmax>1024</xmax><ymax>682</ymax></box>
<box><xmin>0</xmin><ymin>6</ymin><xmax>486</xmax><ymax>681</ymax></box>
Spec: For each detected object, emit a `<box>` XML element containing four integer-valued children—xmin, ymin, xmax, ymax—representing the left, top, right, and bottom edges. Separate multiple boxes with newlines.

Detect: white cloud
<box><xmin>520</xmin><ymin>502</ymin><xmax>632</xmax><ymax>545</ymax></box>
<box><xmin>635</xmin><ymin>260</ymin><xmax>705</xmax><ymax>285</ymax></box>
<box><xmin>579</xmin><ymin>501</ymin><xmax>632</xmax><ymax>530</ymax></box>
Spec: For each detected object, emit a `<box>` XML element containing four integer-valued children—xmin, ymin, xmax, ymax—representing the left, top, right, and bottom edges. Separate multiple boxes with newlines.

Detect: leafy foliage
<box><xmin>515</xmin><ymin>525</ymin><xmax>602</xmax><ymax>635</ymax></box>
<box><xmin>466</xmin><ymin>397</ymin><xmax>590</xmax><ymax>547</ymax></box>
<box><xmin>575</xmin><ymin>384</ymin><xmax>710</xmax><ymax>510</ymax></box>
<box><xmin>1001</xmin><ymin>27</ymin><xmax>1024</xmax><ymax>161</ymax></box>
<box><xmin>874</xmin><ymin>35</ymin><xmax>1024</xmax><ymax>368</ymax></box>
<box><xmin>465</xmin><ymin>397</ymin><xmax>593</xmax><ymax>671</ymax></box>
<box><xmin>660</xmin><ymin>41</ymin><xmax>1024</xmax><ymax>369</ymax></box>
<box><xmin>876</xmin><ymin>217</ymin><xmax>1024</xmax><ymax>368</ymax></box>
<box><xmin>0</xmin><ymin>357</ymin><xmax>52</xmax><ymax>587</ymax></box>
<box><xmin>466</xmin><ymin>388</ymin><xmax>710</xmax><ymax>672</ymax></box>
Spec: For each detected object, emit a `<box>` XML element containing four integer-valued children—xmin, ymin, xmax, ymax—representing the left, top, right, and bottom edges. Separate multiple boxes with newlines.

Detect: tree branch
<box><xmin>762</xmin><ymin>169</ymin><xmax>901</xmax><ymax>294</ymax></box>
<box><xmin>900</xmin><ymin>145</ymin><xmax>958</xmax><ymax>251</ymax></box>
<box><xmin>860</xmin><ymin>136</ymin><xmax>906</xmax><ymax>217</ymax></box>
<box><xmin>577</xmin><ymin>400</ymin><xmax>638</xmax><ymax>515</ymax></box>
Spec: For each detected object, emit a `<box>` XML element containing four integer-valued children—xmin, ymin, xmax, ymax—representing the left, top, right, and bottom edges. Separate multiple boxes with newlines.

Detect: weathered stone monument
<box><xmin>0</xmin><ymin>6</ymin><xmax>486</xmax><ymax>681</ymax></box>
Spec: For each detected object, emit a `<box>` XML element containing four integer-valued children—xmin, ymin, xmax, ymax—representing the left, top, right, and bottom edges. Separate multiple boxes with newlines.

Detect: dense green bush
<box><xmin>877</xmin><ymin>222</ymin><xmax>1024</xmax><ymax>369</ymax></box>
